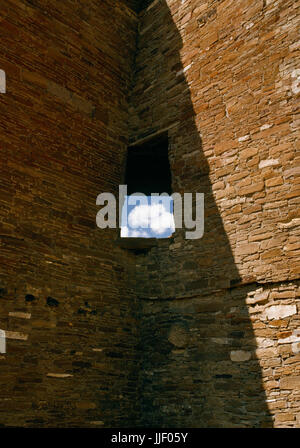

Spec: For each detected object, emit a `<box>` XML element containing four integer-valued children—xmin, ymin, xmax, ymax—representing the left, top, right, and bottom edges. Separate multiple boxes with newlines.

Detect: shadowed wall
<box><xmin>129</xmin><ymin>0</ymin><xmax>299</xmax><ymax>428</ymax></box>
<box><xmin>0</xmin><ymin>0</ymin><xmax>139</xmax><ymax>427</ymax></box>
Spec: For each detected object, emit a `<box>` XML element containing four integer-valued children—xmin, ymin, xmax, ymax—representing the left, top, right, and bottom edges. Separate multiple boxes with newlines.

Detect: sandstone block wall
<box><xmin>0</xmin><ymin>0</ymin><xmax>299</xmax><ymax>428</ymax></box>
<box><xmin>0</xmin><ymin>0</ymin><xmax>139</xmax><ymax>427</ymax></box>
<box><xmin>130</xmin><ymin>0</ymin><xmax>300</xmax><ymax>427</ymax></box>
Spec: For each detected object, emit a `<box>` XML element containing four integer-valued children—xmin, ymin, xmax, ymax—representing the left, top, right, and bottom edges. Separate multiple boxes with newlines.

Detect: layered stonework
<box><xmin>129</xmin><ymin>0</ymin><xmax>300</xmax><ymax>427</ymax></box>
<box><xmin>0</xmin><ymin>0</ymin><xmax>139</xmax><ymax>427</ymax></box>
<box><xmin>0</xmin><ymin>0</ymin><xmax>299</xmax><ymax>428</ymax></box>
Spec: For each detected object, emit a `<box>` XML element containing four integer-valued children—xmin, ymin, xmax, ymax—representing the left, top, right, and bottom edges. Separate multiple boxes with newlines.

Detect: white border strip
<box><xmin>0</xmin><ymin>70</ymin><xmax>6</xmax><ymax>93</ymax></box>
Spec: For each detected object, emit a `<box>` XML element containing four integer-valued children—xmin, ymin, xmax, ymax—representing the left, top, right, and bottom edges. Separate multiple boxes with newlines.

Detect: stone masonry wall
<box><xmin>130</xmin><ymin>0</ymin><xmax>300</xmax><ymax>427</ymax></box>
<box><xmin>0</xmin><ymin>0</ymin><xmax>140</xmax><ymax>427</ymax></box>
<box><xmin>0</xmin><ymin>0</ymin><xmax>299</xmax><ymax>429</ymax></box>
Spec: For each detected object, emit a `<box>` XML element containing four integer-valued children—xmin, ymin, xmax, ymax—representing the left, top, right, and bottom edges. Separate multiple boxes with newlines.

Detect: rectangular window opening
<box><xmin>121</xmin><ymin>132</ymin><xmax>175</xmax><ymax>240</ymax></box>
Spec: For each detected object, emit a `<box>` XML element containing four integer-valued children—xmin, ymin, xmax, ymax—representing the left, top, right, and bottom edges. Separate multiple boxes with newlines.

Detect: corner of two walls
<box><xmin>0</xmin><ymin>0</ymin><xmax>141</xmax><ymax>427</ymax></box>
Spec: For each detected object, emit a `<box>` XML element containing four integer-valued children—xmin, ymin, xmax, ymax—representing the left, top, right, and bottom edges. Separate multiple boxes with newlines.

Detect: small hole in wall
<box><xmin>121</xmin><ymin>132</ymin><xmax>175</xmax><ymax>239</ymax></box>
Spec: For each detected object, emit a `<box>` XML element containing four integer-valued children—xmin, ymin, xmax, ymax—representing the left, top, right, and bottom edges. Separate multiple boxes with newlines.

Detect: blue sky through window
<box><xmin>121</xmin><ymin>195</ymin><xmax>175</xmax><ymax>238</ymax></box>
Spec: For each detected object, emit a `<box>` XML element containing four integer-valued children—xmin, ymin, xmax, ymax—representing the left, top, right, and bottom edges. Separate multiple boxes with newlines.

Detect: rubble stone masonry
<box><xmin>0</xmin><ymin>0</ymin><xmax>299</xmax><ymax>428</ymax></box>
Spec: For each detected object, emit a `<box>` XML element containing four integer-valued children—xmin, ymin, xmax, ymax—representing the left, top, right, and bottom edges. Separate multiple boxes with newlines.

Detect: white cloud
<box><xmin>150</xmin><ymin>205</ymin><xmax>175</xmax><ymax>235</ymax></box>
<box><xmin>122</xmin><ymin>202</ymin><xmax>175</xmax><ymax>238</ymax></box>
<box><xmin>128</xmin><ymin>204</ymin><xmax>150</xmax><ymax>229</ymax></box>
